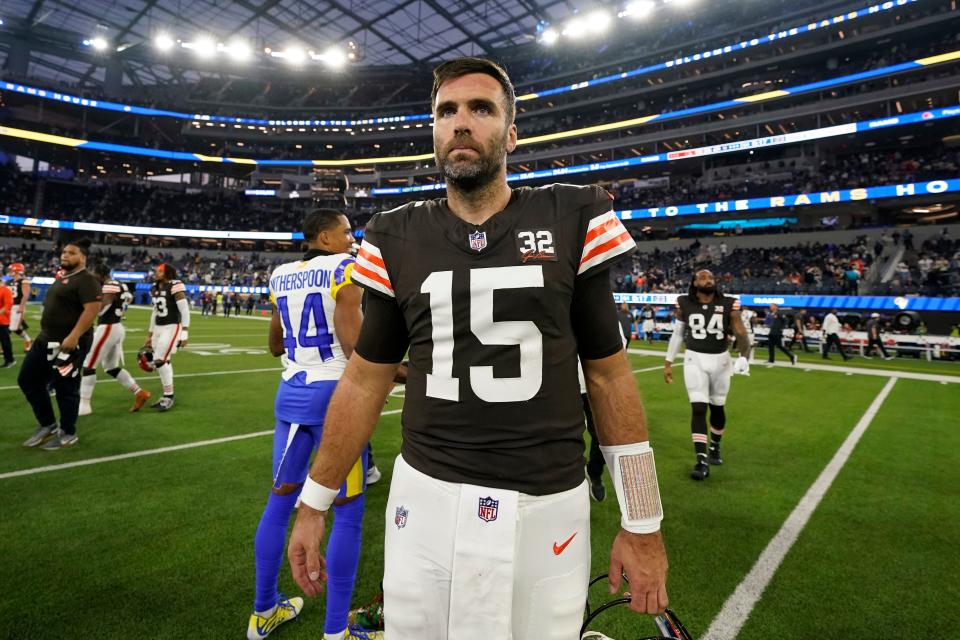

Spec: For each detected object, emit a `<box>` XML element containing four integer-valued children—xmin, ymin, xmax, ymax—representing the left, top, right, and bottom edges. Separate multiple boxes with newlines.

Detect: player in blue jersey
<box><xmin>247</xmin><ymin>209</ymin><xmax>374</xmax><ymax>640</ymax></box>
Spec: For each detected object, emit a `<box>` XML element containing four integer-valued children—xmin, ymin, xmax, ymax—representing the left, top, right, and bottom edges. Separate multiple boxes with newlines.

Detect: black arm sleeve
<box><xmin>354</xmin><ymin>291</ymin><xmax>411</xmax><ymax>364</ymax></box>
<box><xmin>571</xmin><ymin>269</ymin><xmax>624</xmax><ymax>360</ymax></box>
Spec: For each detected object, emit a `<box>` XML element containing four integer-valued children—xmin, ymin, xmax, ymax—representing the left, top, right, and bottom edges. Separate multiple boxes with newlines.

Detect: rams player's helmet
<box><xmin>582</xmin><ymin>574</ymin><xmax>693</xmax><ymax>640</ymax></box>
<box><xmin>137</xmin><ymin>346</ymin><xmax>155</xmax><ymax>372</ymax></box>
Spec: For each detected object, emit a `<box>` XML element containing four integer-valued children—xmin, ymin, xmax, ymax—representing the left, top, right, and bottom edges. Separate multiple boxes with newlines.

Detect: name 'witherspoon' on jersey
<box><xmin>352</xmin><ymin>184</ymin><xmax>635</xmax><ymax>495</ymax></box>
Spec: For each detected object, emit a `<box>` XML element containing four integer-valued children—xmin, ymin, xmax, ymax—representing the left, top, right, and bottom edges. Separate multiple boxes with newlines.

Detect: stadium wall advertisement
<box><xmin>2</xmin><ymin>179</ymin><xmax>959</xmax><ymax>241</ymax></box>
<box><xmin>613</xmin><ymin>293</ymin><xmax>960</xmax><ymax>313</ymax></box>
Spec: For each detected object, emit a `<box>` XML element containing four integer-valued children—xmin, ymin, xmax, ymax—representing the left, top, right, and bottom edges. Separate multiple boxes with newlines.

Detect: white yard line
<box><xmin>0</xmin><ymin>408</ymin><xmax>404</xmax><ymax>480</ymax></box>
<box><xmin>702</xmin><ymin>377</ymin><xmax>898</xmax><ymax>640</ymax></box>
<box><xmin>626</xmin><ymin>348</ymin><xmax>960</xmax><ymax>384</ymax></box>
<box><xmin>0</xmin><ymin>367</ymin><xmax>283</xmax><ymax>392</ymax></box>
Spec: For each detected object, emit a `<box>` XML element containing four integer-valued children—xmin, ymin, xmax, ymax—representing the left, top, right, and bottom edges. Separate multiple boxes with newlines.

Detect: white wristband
<box><xmin>298</xmin><ymin>476</ymin><xmax>339</xmax><ymax>512</ymax></box>
<box><xmin>600</xmin><ymin>441</ymin><xmax>664</xmax><ymax>534</ymax></box>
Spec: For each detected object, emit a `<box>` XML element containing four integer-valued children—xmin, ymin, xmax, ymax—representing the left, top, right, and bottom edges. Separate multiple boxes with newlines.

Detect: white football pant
<box><xmin>383</xmin><ymin>455</ymin><xmax>591</xmax><ymax>640</ymax></box>
<box><xmin>151</xmin><ymin>324</ymin><xmax>181</xmax><ymax>363</ymax></box>
<box><xmin>83</xmin><ymin>323</ymin><xmax>126</xmax><ymax>371</ymax></box>
<box><xmin>683</xmin><ymin>349</ymin><xmax>732</xmax><ymax>405</ymax></box>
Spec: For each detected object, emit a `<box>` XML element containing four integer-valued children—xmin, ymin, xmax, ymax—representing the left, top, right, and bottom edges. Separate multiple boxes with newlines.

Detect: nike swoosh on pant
<box><xmin>553</xmin><ymin>532</ymin><xmax>577</xmax><ymax>555</ymax></box>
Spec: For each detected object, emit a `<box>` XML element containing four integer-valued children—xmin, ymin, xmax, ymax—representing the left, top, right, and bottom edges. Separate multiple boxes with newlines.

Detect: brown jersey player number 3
<box><xmin>286</xmin><ymin>57</ymin><xmax>669</xmax><ymax>640</ymax></box>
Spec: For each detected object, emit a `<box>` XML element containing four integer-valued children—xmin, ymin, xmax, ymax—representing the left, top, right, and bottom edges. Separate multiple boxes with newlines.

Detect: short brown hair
<box><xmin>431</xmin><ymin>57</ymin><xmax>516</xmax><ymax>124</ymax></box>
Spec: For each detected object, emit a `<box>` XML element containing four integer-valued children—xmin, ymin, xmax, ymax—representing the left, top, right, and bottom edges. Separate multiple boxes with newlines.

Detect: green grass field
<box><xmin>1</xmin><ymin>306</ymin><xmax>957</xmax><ymax>639</ymax></box>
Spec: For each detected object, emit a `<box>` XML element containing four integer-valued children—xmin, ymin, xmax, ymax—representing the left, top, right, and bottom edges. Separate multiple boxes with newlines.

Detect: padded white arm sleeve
<box><xmin>665</xmin><ymin>321</ymin><xmax>686</xmax><ymax>362</ymax></box>
<box><xmin>148</xmin><ymin>309</ymin><xmax>156</xmax><ymax>333</ymax></box>
<box><xmin>600</xmin><ymin>441</ymin><xmax>664</xmax><ymax>534</ymax></box>
<box><xmin>176</xmin><ymin>298</ymin><xmax>190</xmax><ymax>329</ymax></box>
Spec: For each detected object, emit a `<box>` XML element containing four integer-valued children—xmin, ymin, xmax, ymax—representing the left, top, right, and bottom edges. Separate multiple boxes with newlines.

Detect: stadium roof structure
<box><xmin>0</xmin><ymin>0</ymin><xmax>568</xmax><ymax>86</ymax></box>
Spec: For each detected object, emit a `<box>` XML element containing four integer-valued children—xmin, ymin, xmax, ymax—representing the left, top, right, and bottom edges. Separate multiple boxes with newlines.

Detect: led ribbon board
<box><xmin>0</xmin><ymin>1</ymin><xmax>913</xmax><ymax>126</ymax></box>
<box><xmin>613</xmin><ymin>292</ymin><xmax>960</xmax><ymax>312</ymax></box>
<box><xmin>371</xmin><ymin>106</ymin><xmax>960</xmax><ymax>194</ymax></box>
<box><xmin>2</xmin><ymin>179</ymin><xmax>957</xmax><ymax>240</ymax></box>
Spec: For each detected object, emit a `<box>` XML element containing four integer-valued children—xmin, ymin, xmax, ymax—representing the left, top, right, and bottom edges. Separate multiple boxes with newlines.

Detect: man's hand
<box><xmin>61</xmin><ymin>334</ymin><xmax>78</xmax><ymax>352</ymax></box>
<box><xmin>608</xmin><ymin>529</ymin><xmax>669</xmax><ymax>615</ymax></box>
<box><xmin>663</xmin><ymin>362</ymin><xmax>673</xmax><ymax>384</ymax></box>
<box><xmin>178</xmin><ymin>330</ymin><xmax>189</xmax><ymax>348</ymax></box>
<box><xmin>287</xmin><ymin>504</ymin><xmax>328</xmax><ymax>597</ymax></box>
<box><xmin>733</xmin><ymin>355</ymin><xmax>750</xmax><ymax>376</ymax></box>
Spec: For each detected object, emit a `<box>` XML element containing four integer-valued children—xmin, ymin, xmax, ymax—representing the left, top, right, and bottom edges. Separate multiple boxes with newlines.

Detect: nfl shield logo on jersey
<box><xmin>477</xmin><ymin>496</ymin><xmax>499</xmax><ymax>522</ymax></box>
<box><xmin>395</xmin><ymin>505</ymin><xmax>408</xmax><ymax>529</ymax></box>
<box><xmin>468</xmin><ymin>230</ymin><xmax>487</xmax><ymax>252</ymax></box>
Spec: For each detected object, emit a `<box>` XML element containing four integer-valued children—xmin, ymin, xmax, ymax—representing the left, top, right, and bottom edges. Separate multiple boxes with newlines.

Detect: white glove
<box><xmin>733</xmin><ymin>356</ymin><xmax>750</xmax><ymax>376</ymax></box>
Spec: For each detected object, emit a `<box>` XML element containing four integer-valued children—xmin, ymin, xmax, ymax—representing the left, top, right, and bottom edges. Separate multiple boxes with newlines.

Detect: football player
<box><xmin>663</xmin><ymin>270</ymin><xmax>750</xmax><ymax>480</ymax></box>
<box><xmin>78</xmin><ymin>264</ymin><xmax>151</xmax><ymax>416</ymax></box>
<box><xmin>248</xmin><ymin>209</ymin><xmax>370</xmax><ymax>640</ymax></box>
<box><xmin>287</xmin><ymin>57</ymin><xmax>668</xmax><ymax>640</ymax></box>
<box><xmin>143</xmin><ymin>263</ymin><xmax>189</xmax><ymax>411</ymax></box>
<box><xmin>7</xmin><ymin>262</ymin><xmax>33</xmax><ymax>351</ymax></box>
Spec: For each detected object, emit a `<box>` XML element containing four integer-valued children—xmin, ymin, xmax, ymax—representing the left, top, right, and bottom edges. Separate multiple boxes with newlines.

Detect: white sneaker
<box><xmin>78</xmin><ymin>402</ymin><xmax>92</xmax><ymax>416</ymax></box>
<box><xmin>366</xmin><ymin>465</ymin><xmax>382</xmax><ymax>485</ymax></box>
<box><xmin>23</xmin><ymin>424</ymin><xmax>57</xmax><ymax>447</ymax></box>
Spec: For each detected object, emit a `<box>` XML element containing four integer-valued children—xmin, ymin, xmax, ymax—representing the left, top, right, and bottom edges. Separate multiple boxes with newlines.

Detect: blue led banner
<box><xmin>613</xmin><ymin>292</ymin><xmax>960</xmax><ymax>312</ymax></box>
<box><xmin>372</xmin><ymin>106</ymin><xmax>960</xmax><ymax>194</ymax></box>
<box><xmin>1</xmin><ymin>180</ymin><xmax>957</xmax><ymax>241</ymax></box>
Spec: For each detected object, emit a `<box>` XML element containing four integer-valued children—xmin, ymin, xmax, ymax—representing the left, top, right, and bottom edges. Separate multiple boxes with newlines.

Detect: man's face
<box><xmin>326</xmin><ymin>215</ymin><xmax>355</xmax><ymax>255</ymax></box>
<box><xmin>694</xmin><ymin>271</ymin><xmax>716</xmax><ymax>293</ymax></box>
<box><xmin>433</xmin><ymin>73</ymin><xmax>517</xmax><ymax>192</ymax></box>
<box><xmin>154</xmin><ymin>266</ymin><xmax>166</xmax><ymax>282</ymax></box>
<box><xmin>60</xmin><ymin>245</ymin><xmax>84</xmax><ymax>271</ymax></box>
<box><xmin>769</xmin><ymin>304</ymin><xmax>778</xmax><ymax>313</ymax></box>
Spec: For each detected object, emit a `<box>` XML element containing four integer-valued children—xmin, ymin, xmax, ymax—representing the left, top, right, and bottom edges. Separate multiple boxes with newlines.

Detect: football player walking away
<box><xmin>143</xmin><ymin>264</ymin><xmax>189</xmax><ymax>411</ymax></box>
<box><xmin>286</xmin><ymin>57</ymin><xmax>668</xmax><ymax>640</ymax></box>
<box><xmin>20</xmin><ymin>239</ymin><xmax>101</xmax><ymax>450</ymax></box>
<box><xmin>664</xmin><ymin>270</ymin><xmax>751</xmax><ymax>480</ymax></box>
<box><xmin>247</xmin><ymin>209</ymin><xmax>372</xmax><ymax>640</ymax></box>
<box><xmin>78</xmin><ymin>263</ymin><xmax>151</xmax><ymax>415</ymax></box>
<box><xmin>7</xmin><ymin>262</ymin><xmax>33</xmax><ymax>351</ymax></box>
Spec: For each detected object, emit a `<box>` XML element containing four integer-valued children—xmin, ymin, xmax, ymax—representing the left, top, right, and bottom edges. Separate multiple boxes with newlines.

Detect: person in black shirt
<box><xmin>788</xmin><ymin>308</ymin><xmax>812</xmax><ymax>352</ymax></box>
<box><xmin>766</xmin><ymin>304</ymin><xmax>797</xmax><ymax>365</ymax></box>
<box><xmin>864</xmin><ymin>313</ymin><xmax>894</xmax><ymax>360</ymax></box>
<box><xmin>286</xmin><ymin>58</ymin><xmax>668</xmax><ymax>637</ymax></box>
<box><xmin>19</xmin><ymin>238</ymin><xmax>102</xmax><ymax>449</ymax></box>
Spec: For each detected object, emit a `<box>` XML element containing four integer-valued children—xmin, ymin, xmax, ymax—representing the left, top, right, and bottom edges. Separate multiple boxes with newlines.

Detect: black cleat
<box><xmin>690</xmin><ymin>458</ymin><xmax>710</xmax><ymax>481</ymax></box>
<box><xmin>151</xmin><ymin>395</ymin><xmax>175</xmax><ymax>411</ymax></box>
<box><xmin>708</xmin><ymin>444</ymin><xmax>723</xmax><ymax>466</ymax></box>
<box><xmin>586</xmin><ymin>469</ymin><xmax>606</xmax><ymax>501</ymax></box>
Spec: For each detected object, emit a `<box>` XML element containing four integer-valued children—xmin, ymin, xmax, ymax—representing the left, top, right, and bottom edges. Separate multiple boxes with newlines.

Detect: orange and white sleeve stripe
<box><xmin>170</xmin><ymin>281</ymin><xmax>186</xmax><ymax>294</ymax></box>
<box><xmin>102</xmin><ymin>283</ymin><xmax>123</xmax><ymax>294</ymax></box>
<box><xmin>577</xmin><ymin>210</ymin><xmax>637</xmax><ymax>276</ymax></box>
<box><xmin>352</xmin><ymin>241</ymin><xmax>395</xmax><ymax>298</ymax></box>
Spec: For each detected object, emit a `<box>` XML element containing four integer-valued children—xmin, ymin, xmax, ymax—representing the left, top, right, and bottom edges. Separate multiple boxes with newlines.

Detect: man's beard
<box><xmin>437</xmin><ymin>132</ymin><xmax>507</xmax><ymax>193</ymax></box>
<box><xmin>697</xmin><ymin>285</ymin><xmax>716</xmax><ymax>295</ymax></box>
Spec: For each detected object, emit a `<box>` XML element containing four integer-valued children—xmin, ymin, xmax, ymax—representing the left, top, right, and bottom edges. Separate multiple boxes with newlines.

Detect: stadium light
<box><xmin>89</xmin><ymin>37</ymin><xmax>108</xmax><ymax>51</ymax></box>
<box><xmin>182</xmin><ymin>37</ymin><xmax>217</xmax><ymax>58</ymax></box>
<box><xmin>154</xmin><ymin>33</ymin><xmax>175</xmax><ymax>52</ymax></box>
<box><xmin>322</xmin><ymin>47</ymin><xmax>347</xmax><ymax>69</ymax></box>
<box><xmin>622</xmin><ymin>1</ymin><xmax>655</xmax><ymax>19</ymax></box>
<box><xmin>223</xmin><ymin>40</ymin><xmax>251</xmax><ymax>62</ymax></box>
<box><xmin>286</xmin><ymin>47</ymin><xmax>306</xmax><ymax>65</ymax></box>
<box><xmin>586</xmin><ymin>10</ymin><xmax>612</xmax><ymax>33</ymax></box>
<box><xmin>540</xmin><ymin>28</ymin><xmax>559</xmax><ymax>45</ymax></box>
<box><xmin>562</xmin><ymin>17</ymin><xmax>587</xmax><ymax>38</ymax></box>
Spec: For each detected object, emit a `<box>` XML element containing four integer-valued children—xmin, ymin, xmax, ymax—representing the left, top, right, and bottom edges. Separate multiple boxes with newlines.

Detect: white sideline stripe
<box><xmin>0</xmin><ymin>367</ymin><xmax>283</xmax><ymax>392</ymax></box>
<box><xmin>0</xmin><ymin>408</ymin><xmax>404</xmax><ymax>480</ymax></box>
<box><xmin>626</xmin><ymin>348</ymin><xmax>960</xmax><ymax>384</ymax></box>
<box><xmin>702</xmin><ymin>377</ymin><xmax>898</xmax><ymax>640</ymax></box>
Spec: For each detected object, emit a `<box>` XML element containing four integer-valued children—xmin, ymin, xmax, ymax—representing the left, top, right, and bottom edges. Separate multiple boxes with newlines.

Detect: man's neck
<box><xmin>63</xmin><ymin>264</ymin><xmax>85</xmax><ymax>277</ymax></box>
<box><xmin>446</xmin><ymin>177</ymin><xmax>512</xmax><ymax>227</ymax></box>
<box><xmin>695</xmin><ymin>291</ymin><xmax>715</xmax><ymax>304</ymax></box>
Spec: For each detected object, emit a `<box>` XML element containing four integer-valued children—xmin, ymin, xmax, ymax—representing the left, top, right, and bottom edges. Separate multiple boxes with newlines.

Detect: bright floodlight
<box><xmin>625</xmin><ymin>0</ymin><xmax>655</xmax><ymax>18</ymax></box>
<box><xmin>323</xmin><ymin>47</ymin><xmax>347</xmax><ymax>68</ymax></box>
<box><xmin>586</xmin><ymin>10</ymin><xmax>612</xmax><ymax>33</ymax></box>
<box><xmin>225</xmin><ymin>40</ymin><xmax>251</xmax><ymax>61</ymax></box>
<box><xmin>154</xmin><ymin>33</ymin><xmax>174</xmax><ymax>52</ymax></box>
<box><xmin>540</xmin><ymin>28</ymin><xmax>559</xmax><ymax>45</ymax></box>
<box><xmin>562</xmin><ymin>17</ymin><xmax>587</xmax><ymax>38</ymax></box>
<box><xmin>90</xmin><ymin>37</ymin><xmax>108</xmax><ymax>50</ymax></box>
<box><xmin>284</xmin><ymin>46</ymin><xmax>306</xmax><ymax>65</ymax></box>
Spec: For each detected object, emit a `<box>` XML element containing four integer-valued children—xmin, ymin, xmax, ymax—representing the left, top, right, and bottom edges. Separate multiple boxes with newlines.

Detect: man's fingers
<box><xmin>306</xmin><ymin>545</ymin><xmax>324</xmax><ymax>583</ymax></box>
<box><xmin>658</xmin><ymin>584</ymin><xmax>669</xmax><ymax>614</ymax></box>
<box><xmin>288</xmin><ymin>543</ymin><xmax>317</xmax><ymax>597</ymax></box>
<box><xmin>608</xmin><ymin>558</ymin><xmax>623</xmax><ymax>594</ymax></box>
